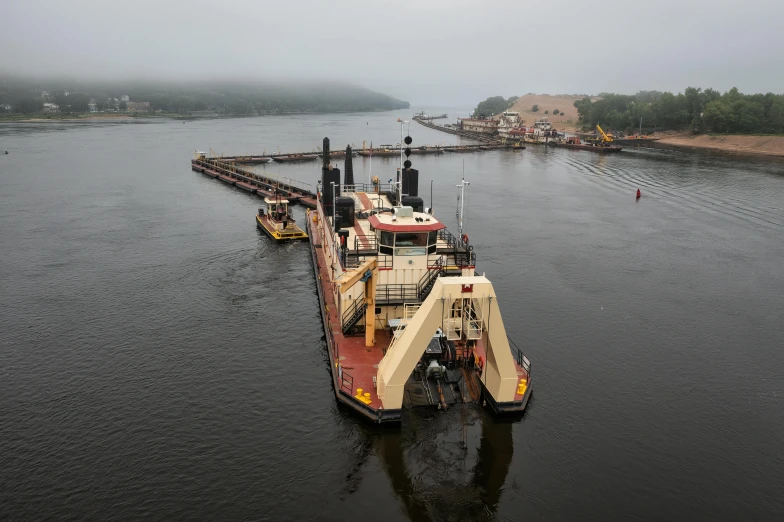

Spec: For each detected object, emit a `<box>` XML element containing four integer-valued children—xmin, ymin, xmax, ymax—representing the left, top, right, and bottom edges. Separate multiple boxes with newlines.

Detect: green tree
<box><xmin>64</xmin><ymin>93</ymin><xmax>90</xmax><ymax>112</ymax></box>
<box><xmin>472</xmin><ymin>96</ymin><xmax>508</xmax><ymax>117</ymax></box>
<box><xmin>703</xmin><ymin>88</ymin><xmax>721</xmax><ymax>106</ymax></box>
<box><xmin>553</xmin><ymin>109</ymin><xmax>560</xmax><ymax>115</ymax></box>
<box><xmin>531</xmin><ymin>104</ymin><xmax>539</xmax><ymax>112</ymax></box>
<box><xmin>731</xmin><ymin>99</ymin><xmax>764</xmax><ymax>133</ymax></box>
<box><xmin>684</xmin><ymin>86</ymin><xmax>704</xmax><ymax>124</ymax></box>
<box><xmin>17</xmin><ymin>97</ymin><xmax>43</xmax><ymax>113</ymax></box>
<box><xmin>703</xmin><ymin>100</ymin><xmax>733</xmax><ymax>133</ymax></box>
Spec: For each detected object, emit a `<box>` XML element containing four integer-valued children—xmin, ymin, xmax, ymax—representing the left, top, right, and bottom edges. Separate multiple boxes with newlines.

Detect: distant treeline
<box><xmin>0</xmin><ymin>77</ymin><xmax>409</xmax><ymax>115</ymax></box>
<box><xmin>574</xmin><ymin>88</ymin><xmax>784</xmax><ymax>134</ymax></box>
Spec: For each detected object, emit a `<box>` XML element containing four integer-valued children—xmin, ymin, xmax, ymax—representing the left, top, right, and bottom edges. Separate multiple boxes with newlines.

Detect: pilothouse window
<box><xmin>395</xmin><ymin>232</ymin><xmax>427</xmax><ymax>256</ymax></box>
<box><xmin>380</xmin><ymin>231</ymin><xmax>394</xmax><ymax>255</ymax></box>
<box><xmin>395</xmin><ymin>233</ymin><xmax>427</xmax><ymax>247</ymax></box>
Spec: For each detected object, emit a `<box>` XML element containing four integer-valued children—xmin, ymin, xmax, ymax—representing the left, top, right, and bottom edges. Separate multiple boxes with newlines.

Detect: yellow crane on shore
<box><xmin>595</xmin><ymin>124</ymin><xmax>614</xmax><ymax>142</ymax></box>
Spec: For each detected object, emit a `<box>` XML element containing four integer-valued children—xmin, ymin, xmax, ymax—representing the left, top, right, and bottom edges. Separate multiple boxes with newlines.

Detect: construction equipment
<box><xmin>595</xmin><ymin>124</ymin><xmax>614</xmax><ymax>143</ymax></box>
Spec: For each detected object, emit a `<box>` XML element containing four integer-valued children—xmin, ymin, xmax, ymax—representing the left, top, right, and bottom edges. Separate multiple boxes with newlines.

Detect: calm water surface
<box><xmin>1</xmin><ymin>112</ymin><xmax>783</xmax><ymax>521</ymax></box>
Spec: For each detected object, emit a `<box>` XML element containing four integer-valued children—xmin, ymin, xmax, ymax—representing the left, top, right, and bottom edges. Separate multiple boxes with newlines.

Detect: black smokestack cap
<box><xmin>344</xmin><ymin>146</ymin><xmax>354</xmax><ymax>186</ymax></box>
<box><xmin>322</xmin><ymin>137</ymin><xmax>330</xmax><ymax>170</ymax></box>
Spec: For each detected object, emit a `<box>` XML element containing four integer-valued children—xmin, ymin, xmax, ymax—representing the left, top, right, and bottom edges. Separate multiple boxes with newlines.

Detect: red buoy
<box><xmin>636</xmin><ymin>189</ymin><xmax>641</xmax><ymax>199</ymax></box>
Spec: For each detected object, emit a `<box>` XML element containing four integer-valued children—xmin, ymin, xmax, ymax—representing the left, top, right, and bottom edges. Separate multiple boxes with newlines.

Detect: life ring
<box><xmin>461</xmin><ymin>233</ymin><xmax>469</xmax><ymax>244</ymax></box>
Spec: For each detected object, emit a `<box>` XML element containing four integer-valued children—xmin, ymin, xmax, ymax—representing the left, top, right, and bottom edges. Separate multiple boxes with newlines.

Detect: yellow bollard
<box><xmin>517</xmin><ymin>378</ymin><xmax>528</xmax><ymax>395</ymax></box>
<box><xmin>363</xmin><ymin>392</ymin><xmax>371</xmax><ymax>404</ymax></box>
<box><xmin>355</xmin><ymin>388</ymin><xmax>363</xmax><ymax>399</ymax></box>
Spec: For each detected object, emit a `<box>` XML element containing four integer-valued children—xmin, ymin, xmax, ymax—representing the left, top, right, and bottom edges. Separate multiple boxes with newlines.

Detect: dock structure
<box><xmin>213</xmin><ymin>142</ymin><xmax>524</xmax><ymax>166</ymax></box>
<box><xmin>191</xmin><ymin>152</ymin><xmax>317</xmax><ymax>208</ymax></box>
<box><xmin>414</xmin><ymin>112</ymin><xmax>449</xmax><ymax>120</ymax></box>
<box><xmin>413</xmin><ymin>116</ymin><xmax>511</xmax><ymax>144</ymax></box>
<box><xmin>416</xmin><ymin>116</ymin><xmax>572</xmax><ymax>147</ymax></box>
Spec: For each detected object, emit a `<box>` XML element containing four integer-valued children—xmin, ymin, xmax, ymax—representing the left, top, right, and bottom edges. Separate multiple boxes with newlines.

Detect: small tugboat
<box><xmin>273</xmin><ymin>154</ymin><xmax>319</xmax><ymax>163</ymax></box>
<box><xmin>256</xmin><ymin>193</ymin><xmax>308</xmax><ymax>241</ymax></box>
<box><xmin>307</xmin><ymin>136</ymin><xmax>532</xmax><ymax>425</ymax></box>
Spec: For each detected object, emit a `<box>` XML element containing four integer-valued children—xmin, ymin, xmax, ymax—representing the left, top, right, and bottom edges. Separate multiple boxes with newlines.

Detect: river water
<box><xmin>1</xmin><ymin>111</ymin><xmax>783</xmax><ymax>521</ymax></box>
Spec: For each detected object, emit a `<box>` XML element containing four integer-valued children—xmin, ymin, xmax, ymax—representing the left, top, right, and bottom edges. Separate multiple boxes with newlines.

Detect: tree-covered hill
<box><xmin>0</xmin><ymin>77</ymin><xmax>410</xmax><ymax>115</ymax></box>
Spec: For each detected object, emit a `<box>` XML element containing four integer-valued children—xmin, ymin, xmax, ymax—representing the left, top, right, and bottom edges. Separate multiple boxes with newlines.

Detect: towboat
<box><xmin>256</xmin><ymin>195</ymin><xmax>308</xmax><ymax>241</ymax></box>
<box><xmin>307</xmin><ymin>137</ymin><xmax>532</xmax><ymax>425</ymax></box>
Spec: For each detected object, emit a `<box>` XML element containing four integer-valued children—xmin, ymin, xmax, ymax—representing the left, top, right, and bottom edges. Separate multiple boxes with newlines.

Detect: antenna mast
<box><xmin>456</xmin><ymin>162</ymin><xmax>470</xmax><ymax>238</ymax></box>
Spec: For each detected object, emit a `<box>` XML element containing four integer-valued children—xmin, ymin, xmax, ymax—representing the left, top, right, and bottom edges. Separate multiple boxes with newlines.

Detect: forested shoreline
<box><xmin>0</xmin><ymin>77</ymin><xmax>409</xmax><ymax>116</ymax></box>
<box><xmin>574</xmin><ymin>88</ymin><xmax>784</xmax><ymax>134</ymax></box>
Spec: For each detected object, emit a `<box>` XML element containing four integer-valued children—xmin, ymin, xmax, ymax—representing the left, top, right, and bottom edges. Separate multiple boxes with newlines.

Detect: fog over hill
<box><xmin>0</xmin><ymin>77</ymin><xmax>409</xmax><ymax>115</ymax></box>
<box><xmin>3</xmin><ymin>1</ymin><xmax>784</xmax><ymax>106</ymax></box>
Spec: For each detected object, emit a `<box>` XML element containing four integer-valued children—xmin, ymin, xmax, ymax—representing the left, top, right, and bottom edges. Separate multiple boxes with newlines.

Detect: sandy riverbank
<box><xmin>507</xmin><ymin>94</ymin><xmax>598</xmax><ymax>133</ymax></box>
<box><xmin>655</xmin><ymin>132</ymin><xmax>784</xmax><ymax>157</ymax></box>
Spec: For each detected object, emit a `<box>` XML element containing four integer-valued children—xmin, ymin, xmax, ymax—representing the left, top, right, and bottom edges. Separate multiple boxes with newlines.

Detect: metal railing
<box><xmin>376</xmin><ymin>283</ymin><xmax>419</xmax><ymax>304</ymax></box>
<box><xmin>436</xmin><ymin>228</ymin><xmax>477</xmax><ymax>268</ymax></box>
<box><xmin>346</xmin><ymin>252</ymin><xmax>391</xmax><ymax>269</ymax></box>
<box><xmin>341</xmin><ymin>295</ymin><xmax>367</xmax><ymax>334</ymax></box>
<box><xmin>507</xmin><ymin>335</ymin><xmax>531</xmax><ymax>377</ymax></box>
<box><xmin>437</xmin><ymin>227</ymin><xmax>466</xmax><ymax>250</ymax></box>
<box><xmin>417</xmin><ymin>257</ymin><xmax>445</xmax><ymax>300</ymax></box>
<box><xmin>340</xmin><ymin>369</ymin><xmax>354</xmax><ymax>394</ymax></box>
<box><xmin>353</xmin><ymin>234</ymin><xmax>378</xmax><ymax>253</ymax></box>
<box><xmin>341</xmin><ymin>183</ymin><xmax>396</xmax><ymax>194</ymax></box>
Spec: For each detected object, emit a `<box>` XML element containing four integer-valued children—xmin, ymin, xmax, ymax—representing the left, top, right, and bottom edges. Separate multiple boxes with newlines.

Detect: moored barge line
<box><xmin>191</xmin><ymin>152</ymin><xmax>316</xmax><ymax>206</ymax></box>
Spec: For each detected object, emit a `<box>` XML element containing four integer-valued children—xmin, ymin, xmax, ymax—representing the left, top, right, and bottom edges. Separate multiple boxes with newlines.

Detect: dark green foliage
<box><xmin>0</xmin><ymin>77</ymin><xmax>409</xmax><ymax>115</ymax></box>
<box><xmin>472</xmin><ymin>96</ymin><xmax>508</xmax><ymax>118</ymax></box>
<box><xmin>16</xmin><ymin>98</ymin><xmax>43</xmax><ymax>113</ymax></box>
<box><xmin>531</xmin><ymin>105</ymin><xmax>539</xmax><ymax>112</ymax></box>
<box><xmin>544</xmin><ymin>110</ymin><xmax>549</xmax><ymax>114</ymax></box>
<box><xmin>553</xmin><ymin>109</ymin><xmax>560</xmax><ymax>115</ymax></box>
<box><xmin>63</xmin><ymin>93</ymin><xmax>90</xmax><ymax>113</ymax></box>
<box><xmin>574</xmin><ymin>87</ymin><xmax>784</xmax><ymax>134</ymax></box>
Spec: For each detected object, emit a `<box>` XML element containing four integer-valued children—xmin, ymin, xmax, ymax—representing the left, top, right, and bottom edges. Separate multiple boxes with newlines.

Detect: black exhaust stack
<box><xmin>321</xmin><ymin>137</ymin><xmax>340</xmax><ymax>227</ymax></box>
<box><xmin>344</xmin><ymin>146</ymin><xmax>354</xmax><ymax>186</ymax></box>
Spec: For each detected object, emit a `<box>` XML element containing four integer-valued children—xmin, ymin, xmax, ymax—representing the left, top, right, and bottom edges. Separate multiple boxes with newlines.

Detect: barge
<box><xmin>357</xmin><ymin>148</ymin><xmax>399</xmax><ymax>157</ymax></box>
<box><xmin>445</xmin><ymin>146</ymin><xmax>482</xmax><ymax>153</ymax></box>
<box><xmin>273</xmin><ymin>154</ymin><xmax>319</xmax><ymax>163</ymax></box>
<box><xmin>307</xmin><ymin>137</ymin><xmax>532</xmax><ymax>425</ymax></box>
<box><xmin>551</xmin><ymin>136</ymin><xmax>622</xmax><ymax>153</ymax></box>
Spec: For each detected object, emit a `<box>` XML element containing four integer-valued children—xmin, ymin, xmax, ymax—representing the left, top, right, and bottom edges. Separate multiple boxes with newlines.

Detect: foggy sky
<box><xmin>4</xmin><ymin>0</ymin><xmax>784</xmax><ymax>105</ymax></box>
